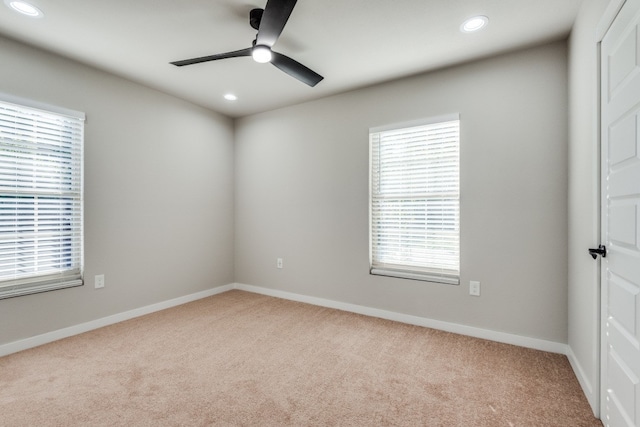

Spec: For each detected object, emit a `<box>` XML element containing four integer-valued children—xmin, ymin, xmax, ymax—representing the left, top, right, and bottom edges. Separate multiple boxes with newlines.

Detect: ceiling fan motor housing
<box><xmin>250</xmin><ymin>8</ymin><xmax>264</xmax><ymax>30</ymax></box>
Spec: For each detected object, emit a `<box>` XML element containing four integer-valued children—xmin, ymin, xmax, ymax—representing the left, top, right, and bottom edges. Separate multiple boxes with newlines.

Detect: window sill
<box><xmin>370</xmin><ymin>268</ymin><xmax>459</xmax><ymax>285</ymax></box>
<box><xmin>0</xmin><ymin>279</ymin><xmax>84</xmax><ymax>300</ymax></box>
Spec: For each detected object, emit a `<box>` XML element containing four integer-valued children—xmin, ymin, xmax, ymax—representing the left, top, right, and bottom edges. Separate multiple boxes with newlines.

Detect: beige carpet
<box><xmin>0</xmin><ymin>290</ymin><xmax>601</xmax><ymax>426</ymax></box>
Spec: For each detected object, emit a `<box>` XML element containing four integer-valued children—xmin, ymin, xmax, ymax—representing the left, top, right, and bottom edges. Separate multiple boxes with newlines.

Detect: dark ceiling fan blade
<box><xmin>170</xmin><ymin>48</ymin><xmax>252</xmax><ymax>67</ymax></box>
<box><xmin>271</xmin><ymin>52</ymin><xmax>323</xmax><ymax>87</ymax></box>
<box><xmin>256</xmin><ymin>0</ymin><xmax>297</xmax><ymax>47</ymax></box>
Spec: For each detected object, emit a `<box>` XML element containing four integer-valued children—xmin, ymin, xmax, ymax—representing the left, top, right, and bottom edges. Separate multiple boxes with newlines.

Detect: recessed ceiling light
<box><xmin>461</xmin><ymin>15</ymin><xmax>488</xmax><ymax>33</ymax></box>
<box><xmin>224</xmin><ymin>94</ymin><xmax>238</xmax><ymax>101</ymax></box>
<box><xmin>4</xmin><ymin>0</ymin><xmax>43</xmax><ymax>17</ymax></box>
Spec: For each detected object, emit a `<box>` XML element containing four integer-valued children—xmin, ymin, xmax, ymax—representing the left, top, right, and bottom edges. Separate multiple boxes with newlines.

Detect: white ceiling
<box><xmin>0</xmin><ymin>0</ymin><xmax>583</xmax><ymax>118</ymax></box>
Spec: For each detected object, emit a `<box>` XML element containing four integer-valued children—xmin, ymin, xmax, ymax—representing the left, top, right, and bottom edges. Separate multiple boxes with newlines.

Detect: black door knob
<box><xmin>588</xmin><ymin>245</ymin><xmax>607</xmax><ymax>259</ymax></box>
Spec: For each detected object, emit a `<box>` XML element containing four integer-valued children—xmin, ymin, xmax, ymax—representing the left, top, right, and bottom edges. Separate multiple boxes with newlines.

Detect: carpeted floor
<box><xmin>0</xmin><ymin>290</ymin><xmax>602</xmax><ymax>426</ymax></box>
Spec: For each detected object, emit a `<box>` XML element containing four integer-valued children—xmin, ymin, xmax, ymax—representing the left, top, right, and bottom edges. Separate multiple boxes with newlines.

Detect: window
<box><xmin>0</xmin><ymin>94</ymin><xmax>84</xmax><ymax>299</ymax></box>
<box><xmin>369</xmin><ymin>115</ymin><xmax>460</xmax><ymax>285</ymax></box>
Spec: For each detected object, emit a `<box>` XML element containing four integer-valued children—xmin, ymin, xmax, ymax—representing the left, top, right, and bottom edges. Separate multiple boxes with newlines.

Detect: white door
<box><xmin>600</xmin><ymin>0</ymin><xmax>640</xmax><ymax>425</ymax></box>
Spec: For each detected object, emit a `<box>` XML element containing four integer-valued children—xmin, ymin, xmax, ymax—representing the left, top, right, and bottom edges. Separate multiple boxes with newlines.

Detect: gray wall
<box><xmin>0</xmin><ymin>33</ymin><xmax>573</xmax><ymax>350</ymax></box>
<box><xmin>567</xmin><ymin>0</ymin><xmax>612</xmax><ymax>414</ymax></box>
<box><xmin>0</xmin><ymin>36</ymin><xmax>235</xmax><ymax>345</ymax></box>
<box><xmin>235</xmin><ymin>41</ymin><xmax>569</xmax><ymax>343</ymax></box>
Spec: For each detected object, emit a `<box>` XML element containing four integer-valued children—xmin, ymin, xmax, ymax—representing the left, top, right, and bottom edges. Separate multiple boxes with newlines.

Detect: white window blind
<box><xmin>0</xmin><ymin>95</ymin><xmax>84</xmax><ymax>299</ymax></box>
<box><xmin>370</xmin><ymin>115</ymin><xmax>460</xmax><ymax>285</ymax></box>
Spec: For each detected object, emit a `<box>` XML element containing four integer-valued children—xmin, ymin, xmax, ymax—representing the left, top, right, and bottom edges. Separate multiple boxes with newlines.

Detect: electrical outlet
<box><xmin>469</xmin><ymin>280</ymin><xmax>480</xmax><ymax>296</ymax></box>
<box><xmin>95</xmin><ymin>274</ymin><xmax>105</xmax><ymax>289</ymax></box>
<box><xmin>277</xmin><ymin>258</ymin><xmax>283</xmax><ymax>269</ymax></box>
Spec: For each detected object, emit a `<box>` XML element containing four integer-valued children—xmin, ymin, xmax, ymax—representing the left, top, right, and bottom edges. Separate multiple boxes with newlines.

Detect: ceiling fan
<box><xmin>170</xmin><ymin>0</ymin><xmax>323</xmax><ymax>87</ymax></box>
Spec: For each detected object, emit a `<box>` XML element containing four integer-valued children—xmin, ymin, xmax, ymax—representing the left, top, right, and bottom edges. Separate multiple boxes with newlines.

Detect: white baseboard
<box><xmin>0</xmin><ymin>284</ymin><xmax>234</xmax><ymax>357</ymax></box>
<box><xmin>1</xmin><ymin>282</ymin><xmax>569</xmax><ymax>359</ymax></box>
<box><xmin>232</xmin><ymin>283</ymin><xmax>569</xmax><ymax>355</ymax></box>
<box><xmin>567</xmin><ymin>345</ymin><xmax>599</xmax><ymax>417</ymax></box>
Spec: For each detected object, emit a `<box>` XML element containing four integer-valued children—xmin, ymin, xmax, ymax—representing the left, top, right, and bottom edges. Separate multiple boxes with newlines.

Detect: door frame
<box><xmin>596</xmin><ymin>0</ymin><xmax>631</xmax><ymax>420</ymax></box>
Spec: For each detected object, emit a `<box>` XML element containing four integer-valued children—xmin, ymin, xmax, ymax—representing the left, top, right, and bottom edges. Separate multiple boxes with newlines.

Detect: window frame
<box><xmin>369</xmin><ymin>114</ymin><xmax>460</xmax><ymax>285</ymax></box>
<box><xmin>0</xmin><ymin>92</ymin><xmax>85</xmax><ymax>299</ymax></box>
